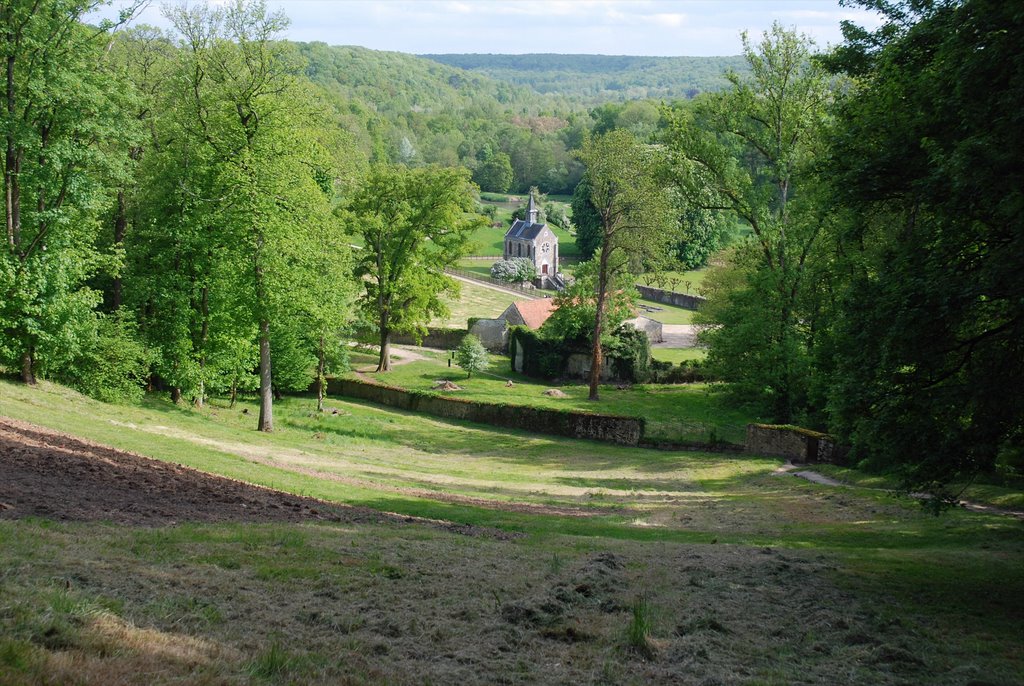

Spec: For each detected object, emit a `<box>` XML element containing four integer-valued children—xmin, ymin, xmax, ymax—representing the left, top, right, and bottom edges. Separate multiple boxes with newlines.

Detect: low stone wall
<box><xmin>391</xmin><ymin>327</ymin><xmax>467</xmax><ymax>350</ymax></box>
<box><xmin>636</xmin><ymin>285</ymin><xmax>706</xmax><ymax>311</ymax></box>
<box><xmin>328</xmin><ymin>377</ymin><xmax>643</xmax><ymax>446</ymax></box>
<box><xmin>745</xmin><ymin>424</ymin><xmax>847</xmax><ymax>464</ymax></box>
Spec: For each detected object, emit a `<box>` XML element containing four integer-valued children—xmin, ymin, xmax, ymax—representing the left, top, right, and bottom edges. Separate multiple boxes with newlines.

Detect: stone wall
<box><xmin>328</xmin><ymin>378</ymin><xmax>643</xmax><ymax>446</ymax></box>
<box><xmin>745</xmin><ymin>424</ymin><xmax>847</xmax><ymax>464</ymax></box>
<box><xmin>625</xmin><ymin>315</ymin><xmax>664</xmax><ymax>343</ymax></box>
<box><xmin>635</xmin><ymin>285</ymin><xmax>706</xmax><ymax>311</ymax></box>
<box><xmin>469</xmin><ymin>318</ymin><xmax>509</xmax><ymax>352</ymax></box>
<box><xmin>391</xmin><ymin>327</ymin><xmax>467</xmax><ymax>350</ymax></box>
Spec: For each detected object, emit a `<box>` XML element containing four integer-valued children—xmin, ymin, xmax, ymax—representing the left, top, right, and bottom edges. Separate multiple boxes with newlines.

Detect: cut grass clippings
<box><xmin>1</xmin><ymin>378</ymin><xmax>1022</xmax><ymax>684</ymax></box>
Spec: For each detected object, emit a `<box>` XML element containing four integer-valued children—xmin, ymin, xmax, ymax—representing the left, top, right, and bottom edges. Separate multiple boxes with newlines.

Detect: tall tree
<box><xmin>348</xmin><ymin>164</ymin><xmax>483</xmax><ymax>372</ymax></box>
<box><xmin>576</xmin><ymin>130</ymin><xmax>674</xmax><ymax>400</ymax></box>
<box><xmin>1</xmin><ymin>1</ymin><xmax>138</xmax><ymax>385</ymax></box>
<box><xmin>664</xmin><ymin>24</ymin><xmax>833</xmax><ymax>422</ymax></box>
<box><xmin>821</xmin><ymin>0</ymin><xmax>1024</xmax><ymax>496</ymax></box>
<box><xmin>159</xmin><ymin>0</ymin><xmax>340</xmax><ymax>430</ymax></box>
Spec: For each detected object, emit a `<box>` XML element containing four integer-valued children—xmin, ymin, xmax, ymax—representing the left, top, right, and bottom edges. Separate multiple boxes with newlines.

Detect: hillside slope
<box><xmin>420</xmin><ymin>53</ymin><xmax>748</xmax><ymax>103</ymax></box>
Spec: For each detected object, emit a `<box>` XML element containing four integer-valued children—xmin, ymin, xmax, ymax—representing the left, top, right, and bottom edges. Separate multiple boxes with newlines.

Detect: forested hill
<box><xmin>419</xmin><ymin>53</ymin><xmax>748</xmax><ymax>103</ymax></box>
<box><xmin>297</xmin><ymin>43</ymin><xmax>539</xmax><ymax>115</ymax></box>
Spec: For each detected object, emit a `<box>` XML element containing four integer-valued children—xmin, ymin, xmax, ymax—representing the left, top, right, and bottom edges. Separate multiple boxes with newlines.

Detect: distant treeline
<box><xmin>420</xmin><ymin>53</ymin><xmax>749</xmax><ymax>103</ymax></box>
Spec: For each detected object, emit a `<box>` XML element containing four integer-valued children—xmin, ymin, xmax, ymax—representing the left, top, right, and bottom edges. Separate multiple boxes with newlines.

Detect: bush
<box><xmin>490</xmin><ymin>257</ymin><xmax>536</xmax><ymax>283</ymax></box>
<box><xmin>455</xmin><ymin>334</ymin><xmax>489</xmax><ymax>378</ymax></box>
<box><xmin>67</xmin><ymin>313</ymin><xmax>151</xmax><ymax>403</ymax></box>
<box><xmin>606</xmin><ymin>324</ymin><xmax>651</xmax><ymax>383</ymax></box>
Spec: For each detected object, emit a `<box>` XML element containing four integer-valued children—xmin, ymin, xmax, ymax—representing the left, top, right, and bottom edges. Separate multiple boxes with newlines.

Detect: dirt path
<box><xmin>0</xmin><ymin>416</ymin><xmax>516</xmax><ymax>537</ymax></box>
<box><xmin>351</xmin><ymin>343</ymin><xmax>433</xmax><ymax>374</ymax></box>
<box><xmin>775</xmin><ymin>461</ymin><xmax>1024</xmax><ymax>520</ymax></box>
<box><xmin>448</xmin><ymin>273</ymin><xmax>540</xmax><ymax>298</ymax></box>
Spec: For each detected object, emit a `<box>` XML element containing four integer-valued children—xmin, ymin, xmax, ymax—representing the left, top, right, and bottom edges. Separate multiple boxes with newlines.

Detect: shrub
<box><xmin>606</xmin><ymin>324</ymin><xmax>651</xmax><ymax>383</ymax></box>
<box><xmin>66</xmin><ymin>313</ymin><xmax>151</xmax><ymax>403</ymax></box>
<box><xmin>490</xmin><ymin>257</ymin><xmax>536</xmax><ymax>283</ymax></box>
<box><xmin>455</xmin><ymin>334</ymin><xmax>489</xmax><ymax>378</ymax></box>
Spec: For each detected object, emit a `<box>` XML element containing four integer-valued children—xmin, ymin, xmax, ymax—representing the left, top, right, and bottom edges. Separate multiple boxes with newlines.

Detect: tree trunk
<box><xmin>111</xmin><ymin>189</ymin><xmax>127</xmax><ymax>310</ymax></box>
<box><xmin>257</xmin><ymin>318</ymin><xmax>273</xmax><ymax>432</ymax></box>
<box><xmin>20</xmin><ymin>347</ymin><xmax>35</xmax><ymax>385</ymax></box>
<box><xmin>194</xmin><ymin>285</ymin><xmax>209</xmax><ymax>409</ymax></box>
<box><xmin>229</xmin><ymin>378</ymin><xmax>237</xmax><ymax>408</ymax></box>
<box><xmin>316</xmin><ymin>335</ymin><xmax>326</xmax><ymax>412</ymax></box>
<box><xmin>376</xmin><ymin>313</ymin><xmax>392</xmax><ymax>372</ymax></box>
<box><xmin>171</xmin><ymin>387</ymin><xmax>181</xmax><ymax>404</ymax></box>
<box><xmin>588</xmin><ymin>250</ymin><xmax>611</xmax><ymax>400</ymax></box>
<box><xmin>6</xmin><ymin>50</ymin><xmax>19</xmax><ymax>249</ymax></box>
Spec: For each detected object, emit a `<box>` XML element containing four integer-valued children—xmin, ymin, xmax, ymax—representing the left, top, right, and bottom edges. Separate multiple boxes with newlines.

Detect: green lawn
<box><xmin>454</xmin><ymin>258</ymin><xmax>496</xmax><ymax>277</ymax></box>
<box><xmin>358</xmin><ymin>354</ymin><xmax>756</xmax><ymax>445</ymax></box>
<box><xmin>431</xmin><ymin>279</ymin><xmax>523</xmax><ymax>328</ymax></box>
<box><xmin>638</xmin><ymin>268</ymin><xmax>710</xmax><ymax>295</ymax></box>
<box><xmin>1</xmin><ymin>378</ymin><xmax>1022</xmax><ymax>685</ymax></box>
<box><xmin>652</xmin><ymin>348</ymin><xmax>707</xmax><ymax>364</ymax></box>
<box><xmin>638</xmin><ymin>299</ymin><xmax>697</xmax><ymax>325</ymax></box>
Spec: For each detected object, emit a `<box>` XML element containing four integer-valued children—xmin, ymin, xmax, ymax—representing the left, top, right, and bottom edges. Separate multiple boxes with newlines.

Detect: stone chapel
<box><xmin>503</xmin><ymin>193</ymin><xmax>561</xmax><ymax>289</ymax></box>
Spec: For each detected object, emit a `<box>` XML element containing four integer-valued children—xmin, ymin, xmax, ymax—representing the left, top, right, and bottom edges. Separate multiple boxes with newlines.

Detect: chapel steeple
<box><xmin>526</xmin><ymin>193</ymin><xmax>539</xmax><ymax>224</ymax></box>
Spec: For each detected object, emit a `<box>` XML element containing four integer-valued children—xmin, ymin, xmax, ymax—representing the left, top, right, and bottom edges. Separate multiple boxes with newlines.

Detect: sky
<box><xmin>97</xmin><ymin>0</ymin><xmax>885</xmax><ymax>56</ymax></box>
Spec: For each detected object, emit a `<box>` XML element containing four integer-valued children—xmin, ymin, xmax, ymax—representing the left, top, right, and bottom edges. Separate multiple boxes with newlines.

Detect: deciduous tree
<box><xmin>576</xmin><ymin>130</ymin><xmax>674</xmax><ymax>400</ymax></box>
<box><xmin>348</xmin><ymin>164</ymin><xmax>483</xmax><ymax>372</ymax></box>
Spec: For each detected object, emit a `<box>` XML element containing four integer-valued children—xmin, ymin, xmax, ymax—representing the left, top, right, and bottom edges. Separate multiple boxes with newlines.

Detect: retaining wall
<box><xmin>636</xmin><ymin>285</ymin><xmax>706</xmax><ymax>311</ymax></box>
<box><xmin>745</xmin><ymin>424</ymin><xmax>847</xmax><ymax>464</ymax></box>
<box><xmin>328</xmin><ymin>377</ymin><xmax>643</xmax><ymax>446</ymax></box>
<box><xmin>391</xmin><ymin>327</ymin><xmax>467</xmax><ymax>350</ymax></box>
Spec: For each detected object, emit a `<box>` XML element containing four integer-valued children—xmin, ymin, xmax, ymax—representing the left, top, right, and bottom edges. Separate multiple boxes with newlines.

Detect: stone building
<box><xmin>503</xmin><ymin>194</ymin><xmax>562</xmax><ymax>289</ymax></box>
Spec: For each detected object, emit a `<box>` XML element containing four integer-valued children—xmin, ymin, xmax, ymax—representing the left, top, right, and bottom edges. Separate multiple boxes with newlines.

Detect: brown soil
<box><xmin>0</xmin><ymin>416</ymin><xmax>514</xmax><ymax>537</ymax></box>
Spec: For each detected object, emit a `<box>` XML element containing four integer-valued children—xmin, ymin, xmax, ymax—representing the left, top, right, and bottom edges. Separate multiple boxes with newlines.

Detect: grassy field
<box><xmin>637</xmin><ymin>269</ymin><xmax>711</xmax><ymax>295</ymax></box>
<box><xmin>357</xmin><ymin>353</ymin><xmax>762</xmax><ymax>446</ymax></box>
<box><xmin>431</xmin><ymin>279</ymin><xmax>526</xmax><ymax>328</ymax></box>
<box><xmin>1</xmin><ymin>379</ymin><xmax>1022</xmax><ymax>685</ymax></box>
<box><xmin>637</xmin><ymin>300</ymin><xmax>697</xmax><ymax>325</ymax></box>
<box><xmin>651</xmin><ymin>348</ymin><xmax>707</xmax><ymax>364</ymax></box>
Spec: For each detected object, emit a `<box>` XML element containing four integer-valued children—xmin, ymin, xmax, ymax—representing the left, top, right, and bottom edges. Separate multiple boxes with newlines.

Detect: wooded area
<box><xmin>1</xmin><ymin>0</ymin><xmax>1020</xmax><ymax>496</ymax></box>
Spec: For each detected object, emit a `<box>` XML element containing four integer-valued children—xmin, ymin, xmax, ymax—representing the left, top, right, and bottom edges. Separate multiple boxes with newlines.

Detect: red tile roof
<box><xmin>512</xmin><ymin>298</ymin><xmax>557</xmax><ymax>330</ymax></box>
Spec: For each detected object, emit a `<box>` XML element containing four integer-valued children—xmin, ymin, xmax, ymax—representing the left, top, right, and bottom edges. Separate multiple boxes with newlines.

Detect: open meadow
<box><xmin>353</xmin><ymin>351</ymin><xmax>751</xmax><ymax>445</ymax></box>
<box><xmin>1</xmin><ymin>379</ymin><xmax>1022</xmax><ymax>685</ymax></box>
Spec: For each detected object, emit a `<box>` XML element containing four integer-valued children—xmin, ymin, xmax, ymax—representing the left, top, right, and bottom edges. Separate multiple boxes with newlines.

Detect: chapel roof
<box><xmin>505</xmin><ymin>219</ymin><xmax>548</xmax><ymax>240</ymax></box>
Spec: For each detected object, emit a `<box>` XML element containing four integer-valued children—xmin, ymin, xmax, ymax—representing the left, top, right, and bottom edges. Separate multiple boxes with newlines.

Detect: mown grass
<box><xmin>431</xmin><ymin>279</ymin><xmax>524</xmax><ymax>328</ymax></box>
<box><xmin>637</xmin><ymin>300</ymin><xmax>697</xmax><ymax>325</ymax></box>
<box><xmin>812</xmin><ymin>463</ymin><xmax>1024</xmax><ymax>511</ymax></box>
<box><xmin>651</xmin><ymin>348</ymin><xmax>707</xmax><ymax>364</ymax></box>
<box><xmin>357</xmin><ymin>354</ymin><xmax>752</xmax><ymax>444</ymax></box>
<box><xmin>637</xmin><ymin>268</ymin><xmax>710</xmax><ymax>294</ymax></box>
<box><xmin>1</xmin><ymin>378</ymin><xmax>1023</xmax><ymax>684</ymax></box>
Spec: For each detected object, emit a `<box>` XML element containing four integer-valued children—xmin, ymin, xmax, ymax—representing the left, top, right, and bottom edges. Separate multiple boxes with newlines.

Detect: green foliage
<box><xmin>490</xmin><ymin>257</ymin><xmax>536</xmax><ymax>283</ymax></box>
<box><xmin>673</xmin><ymin>207</ymin><xmax>734</xmax><ymax>270</ymax></box>
<box><xmin>1</xmin><ymin>3</ymin><xmax>136</xmax><ymax>384</ymax></box>
<box><xmin>605</xmin><ymin>324</ymin><xmax>652</xmax><ymax>384</ymax></box>
<box><xmin>421</xmin><ymin>54</ymin><xmax>748</xmax><ymax>105</ymax></box>
<box><xmin>570</xmin><ymin>178</ymin><xmax>602</xmax><ymax>260</ymax></box>
<box><xmin>454</xmin><ymin>334</ymin><xmax>489</xmax><ymax>378</ymax></box>
<box><xmin>348</xmin><ymin>164</ymin><xmax>484</xmax><ymax>371</ymax></box>
<box><xmin>666</xmin><ymin>23</ymin><xmax>833</xmax><ymax>422</ymax></box>
<box><xmin>473</xmin><ymin>151</ymin><xmax>514</xmax><ymax>193</ymax></box>
<box><xmin>820</xmin><ymin>0</ymin><xmax>1024</xmax><ymax>493</ymax></box>
<box><xmin>543</xmin><ymin>259</ymin><xmax>634</xmax><ymax>345</ymax></box>
<box><xmin>576</xmin><ymin>129</ymin><xmax>676</xmax><ymax>398</ymax></box>
<box><xmin>62</xmin><ymin>312</ymin><xmax>151</xmax><ymax>404</ymax></box>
